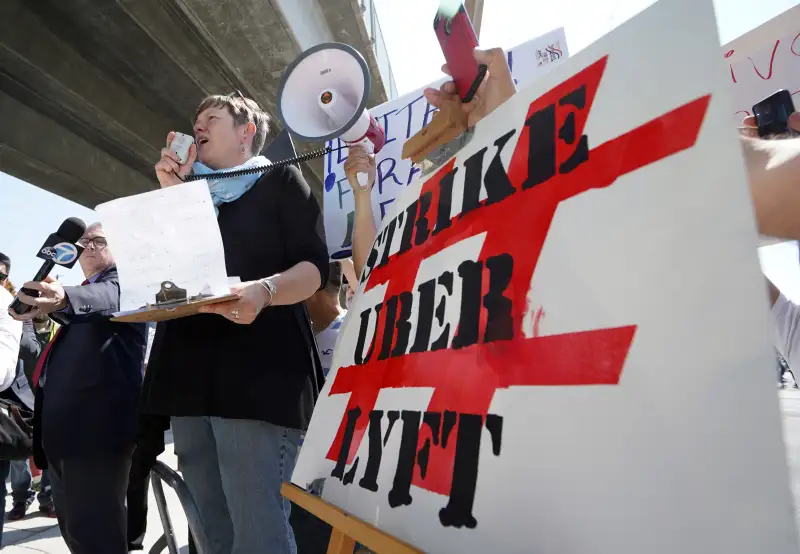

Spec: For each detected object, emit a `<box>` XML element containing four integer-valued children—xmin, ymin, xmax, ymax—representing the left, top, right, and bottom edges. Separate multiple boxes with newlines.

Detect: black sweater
<box><xmin>142</xmin><ymin>166</ymin><xmax>329</xmax><ymax>430</ymax></box>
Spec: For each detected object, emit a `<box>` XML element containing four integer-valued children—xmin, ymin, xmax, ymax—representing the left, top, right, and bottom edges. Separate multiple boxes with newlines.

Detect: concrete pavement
<box><xmin>3</xmin><ymin>395</ymin><xmax>800</xmax><ymax>553</ymax></box>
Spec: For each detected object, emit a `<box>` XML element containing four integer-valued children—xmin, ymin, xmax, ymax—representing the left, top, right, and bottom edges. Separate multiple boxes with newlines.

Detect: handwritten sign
<box><xmin>723</xmin><ymin>3</ymin><xmax>800</xmax><ymax>121</ymax></box>
<box><xmin>323</xmin><ymin>28</ymin><xmax>569</xmax><ymax>259</ymax></box>
<box><xmin>293</xmin><ymin>0</ymin><xmax>798</xmax><ymax>551</ymax></box>
<box><xmin>96</xmin><ymin>181</ymin><xmax>230</xmax><ymax>311</ymax></box>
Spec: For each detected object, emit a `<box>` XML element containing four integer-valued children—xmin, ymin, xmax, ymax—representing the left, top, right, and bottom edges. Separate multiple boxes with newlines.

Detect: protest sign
<box><xmin>293</xmin><ymin>0</ymin><xmax>798</xmax><ymax>551</ymax></box>
<box><xmin>723</xmin><ymin>3</ymin><xmax>800</xmax><ymax>122</ymax></box>
<box><xmin>322</xmin><ymin>5</ymin><xmax>800</xmax><ymax>259</ymax></box>
<box><xmin>323</xmin><ymin>28</ymin><xmax>569</xmax><ymax>260</ymax></box>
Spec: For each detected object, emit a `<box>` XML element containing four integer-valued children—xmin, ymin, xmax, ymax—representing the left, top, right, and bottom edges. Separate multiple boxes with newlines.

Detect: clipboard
<box><xmin>111</xmin><ymin>281</ymin><xmax>238</xmax><ymax>323</ymax></box>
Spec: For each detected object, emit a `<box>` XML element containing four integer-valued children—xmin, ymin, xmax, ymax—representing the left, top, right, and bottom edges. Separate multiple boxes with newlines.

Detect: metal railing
<box><xmin>149</xmin><ymin>461</ymin><xmax>209</xmax><ymax>554</ymax></box>
<box><xmin>360</xmin><ymin>0</ymin><xmax>399</xmax><ymax>99</ymax></box>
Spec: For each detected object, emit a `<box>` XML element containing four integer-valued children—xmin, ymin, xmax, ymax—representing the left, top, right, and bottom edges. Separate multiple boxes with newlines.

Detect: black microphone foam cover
<box><xmin>57</xmin><ymin>217</ymin><xmax>87</xmax><ymax>243</ymax></box>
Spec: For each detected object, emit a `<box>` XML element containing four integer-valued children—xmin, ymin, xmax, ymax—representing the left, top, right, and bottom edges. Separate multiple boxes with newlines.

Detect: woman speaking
<box><xmin>143</xmin><ymin>92</ymin><xmax>328</xmax><ymax>554</ymax></box>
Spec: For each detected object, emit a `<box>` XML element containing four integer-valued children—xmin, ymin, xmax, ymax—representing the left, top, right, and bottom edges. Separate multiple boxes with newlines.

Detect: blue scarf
<box><xmin>192</xmin><ymin>156</ymin><xmax>270</xmax><ymax>215</ymax></box>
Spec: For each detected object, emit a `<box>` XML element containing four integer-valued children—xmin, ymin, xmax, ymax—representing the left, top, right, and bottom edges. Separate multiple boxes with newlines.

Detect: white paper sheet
<box><xmin>95</xmin><ymin>181</ymin><xmax>229</xmax><ymax>311</ymax></box>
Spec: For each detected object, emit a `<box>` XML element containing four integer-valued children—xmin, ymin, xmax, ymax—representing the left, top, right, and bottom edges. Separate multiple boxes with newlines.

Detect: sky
<box><xmin>2</xmin><ymin>0</ymin><xmax>800</xmax><ymax>290</ymax></box>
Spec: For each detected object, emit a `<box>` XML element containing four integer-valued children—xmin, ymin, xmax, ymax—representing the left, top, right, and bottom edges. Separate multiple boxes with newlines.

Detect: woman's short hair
<box><xmin>194</xmin><ymin>92</ymin><xmax>271</xmax><ymax>155</ymax></box>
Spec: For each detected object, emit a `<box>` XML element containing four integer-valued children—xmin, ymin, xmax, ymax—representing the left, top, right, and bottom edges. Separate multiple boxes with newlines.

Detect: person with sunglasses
<box><xmin>144</xmin><ymin>91</ymin><xmax>327</xmax><ymax>554</ymax></box>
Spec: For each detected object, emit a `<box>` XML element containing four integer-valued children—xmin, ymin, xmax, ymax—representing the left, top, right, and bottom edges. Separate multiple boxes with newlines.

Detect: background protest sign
<box><xmin>723</xmin><ymin>3</ymin><xmax>800</xmax><ymax>122</ymax></box>
<box><xmin>323</xmin><ymin>27</ymin><xmax>569</xmax><ymax>260</ymax></box>
<box><xmin>294</xmin><ymin>0</ymin><xmax>798</xmax><ymax>551</ymax></box>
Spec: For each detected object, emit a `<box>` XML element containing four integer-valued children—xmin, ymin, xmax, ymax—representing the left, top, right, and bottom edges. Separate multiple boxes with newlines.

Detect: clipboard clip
<box><xmin>154</xmin><ymin>281</ymin><xmax>188</xmax><ymax>305</ymax></box>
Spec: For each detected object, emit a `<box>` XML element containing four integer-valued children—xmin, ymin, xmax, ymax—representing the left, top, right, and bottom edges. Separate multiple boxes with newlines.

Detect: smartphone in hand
<box><xmin>434</xmin><ymin>3</ymin><xmax>487</xmax><ymax>103</ymax></box>
<box><xmin>753</xmin><ymin>90</ymin><xmax>797</xmax><ymax>138</ymax></box>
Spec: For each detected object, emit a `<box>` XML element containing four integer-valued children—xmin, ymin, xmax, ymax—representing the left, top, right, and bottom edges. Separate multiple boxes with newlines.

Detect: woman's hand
<box><xmin>199</xmin><ymin>281</ymin><xmax>268</xmax><ymax>324</ymax></box>
<box><xmin>344</xmin><ymin>145</ymin><xmax>377</xmax><ymax>195</ymax></box>
<box><xmin>155</xmin><ymin>131</ymin><xmax>197</xmax><ymax>188</ymax></box>
<box><xmin>423</xmin><ymin>48</ymin><xmax>517</xmax><ymax>129</ymax></box>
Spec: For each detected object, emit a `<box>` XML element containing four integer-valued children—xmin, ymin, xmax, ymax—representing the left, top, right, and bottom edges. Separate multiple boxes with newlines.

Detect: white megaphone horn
<box><xmin>276</xmin><ymin>42</ymin><xmax>386</xmax><ymax>190</ymax></box>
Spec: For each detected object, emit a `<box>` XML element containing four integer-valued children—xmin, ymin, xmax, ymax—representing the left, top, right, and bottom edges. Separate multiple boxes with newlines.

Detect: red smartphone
<box><xmin>434</xmin><ymin>4</ymin><xmax>487</xmax><ymax>103</ymax></box>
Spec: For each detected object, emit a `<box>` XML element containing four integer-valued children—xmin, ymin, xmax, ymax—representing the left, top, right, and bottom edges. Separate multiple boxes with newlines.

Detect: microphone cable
<box><xmin>183</xmin><ymin>145</ymin><xmax>333</xmax><ymax>182</ymax></box>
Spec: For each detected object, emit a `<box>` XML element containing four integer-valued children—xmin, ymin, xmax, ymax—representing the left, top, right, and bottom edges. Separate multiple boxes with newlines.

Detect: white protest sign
<box><xmin>96</xmin><ymin>181</ymin><xmax>230</xmax><ymax>311</ymax></box>
<box><xmin>323</xmin><ymin>27</ymin><xmax>569</xmax><ymax>259</ymax></box>
<box><xmin>293</xmin><ymin>0</ymin><xmax>798</xmax><ymax>551</ymax></box>
<box><xmin>723</xmin><ymin>3</ymin><xmax>800</xmax><ymax>122</ymax></box>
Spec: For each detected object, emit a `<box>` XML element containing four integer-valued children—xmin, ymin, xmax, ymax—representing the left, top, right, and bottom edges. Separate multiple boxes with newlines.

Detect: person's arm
<box><xmin>742</xmin><ymin>135</ymin><xmax>800</xmax><ymax>240</ymax></box>
<box><xmin>344</xmin><ymin>146</ymin><xmax>378</xmax><ymax>279</ymax></box>
<box><xmin>54</xmin><ymin>279</ymin><xmax>121</xmax><ymax>324</ymax></box>
<box><xmin>0</xmin><ymin>300</ymin><xmax>22</xmax><ymax>392</ymax></box>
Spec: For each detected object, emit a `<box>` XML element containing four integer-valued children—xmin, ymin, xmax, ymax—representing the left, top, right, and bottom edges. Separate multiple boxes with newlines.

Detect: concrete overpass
<box><xmin>0</xmin><ymin>0</ymin><xmax>393</xmax><ymax>207</ymax></box>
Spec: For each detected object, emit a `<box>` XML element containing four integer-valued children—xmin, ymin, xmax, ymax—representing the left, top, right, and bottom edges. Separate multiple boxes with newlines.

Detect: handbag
<box><xmin>0</xmin><ymin>399</ymin><xmax>34</xmax><ymax>460</ymax></box>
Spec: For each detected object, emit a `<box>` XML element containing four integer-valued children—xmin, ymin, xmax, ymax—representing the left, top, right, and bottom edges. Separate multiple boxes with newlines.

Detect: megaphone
<box><xmin>276</xmin><ymin>42</ymin><xmax>386</xmax><ymax>189</ymax></box>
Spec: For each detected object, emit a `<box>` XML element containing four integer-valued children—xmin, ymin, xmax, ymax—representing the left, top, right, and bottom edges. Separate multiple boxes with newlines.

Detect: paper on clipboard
<box><xmin>96</xmin><ymin>181</ymin><xmax>230</xmax><ymax>313</ymax></box>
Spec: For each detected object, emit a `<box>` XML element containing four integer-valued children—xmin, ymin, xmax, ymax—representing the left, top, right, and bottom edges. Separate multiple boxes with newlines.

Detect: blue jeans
<box><xmin>172</xmin><ymin>416</ymin><xmax>302</xmax><ymax>554</ymax></box>
<box><xmin>10</xmin><ymin>460</ymin><xmax>52</xmax><ymax>506</ymax></box>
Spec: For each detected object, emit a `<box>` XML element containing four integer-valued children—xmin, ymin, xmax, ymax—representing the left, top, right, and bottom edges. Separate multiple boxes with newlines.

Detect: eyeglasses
<box><xmin>77</xmin><ymin>237</ymin><xmax>108</xmax><ymax>250</ymax></box>
<box><xmin>0</xmin><ymin>272</ymin><xmax>6</xmax><ymax>281</ymax></box>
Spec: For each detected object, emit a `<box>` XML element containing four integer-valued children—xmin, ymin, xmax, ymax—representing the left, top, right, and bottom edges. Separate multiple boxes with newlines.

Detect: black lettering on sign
<box><xmin>355</xmin><ymin>304</ymin><xmax>382</xmax><ymax>366</ymax></box>
<box><xmin>430</xmin><ymin>271</ymin><xmax>454</xmax><ymax>351</ymax></box>
<box><xmin>360</xmin><ymin>230</ymin><xmax>384</xmax><ymax>285</ymax></box>
<box><xmin>377</xmin><ymin>217</ymin><xmax>399</xmax><ymax>269</ymax></box>
<box><xmin>433</xmin><ymin>167</ymin><xmax>457</xmax><ymax>236</ymax></box>
<box><xmin>439</xmin><ymin>414</ymin><xmax>504</xmax><ymax>529</ymax></box>
<box><xmin>524</xmin><ymin>103</ymin><xmax>556</xmax><ymax>188</ymax></box>
<box><xmin>331</xmin><ymin>407</ymin><xmax>362</xmax><ymax>481</ymax></box>
<box><xmin>332</xmin><ymin>409</ymin><xmax>503</xmax><ymax>531</ymax></box>
<box><xmin>359</xmin><ymin>410</ymin><xmax>386</xmax><ymax>492</ymax></box>
<box><xmin>452</xmin><ymin>259</ymin><xmax>483</xmax><ymax>350</ymax></box>
<box><xmin>484</xmin><ymin>254</ymin><xmax>514</xmax><ymax>342</ymax></box>
<box><xmin>378</xmin><ymin>292</ymin><xmax>414</xmax><ymax>360</ymax></box>
<box><xmin>388</xmin><ymin>410</ymin><xmax>422</xmax><ymax>508</ymax></box>
<box><xmin>523</xmin><ymin>83</ymin><xmax>591</xmax><ymax>190</ymax></box>
<box><xmin>461</xmin><ymin>130</ymin><xmax>518</xmax><ymax>219</ymax></box>
<box><xmin>398</xmin><ymin>199</ymin><xmax>419</xmax><ymax>256</ymax></box>
<box><xmin>558</xmin><ymin>85</ymin><xmax>589</xmax><ymax>174</ymax></box>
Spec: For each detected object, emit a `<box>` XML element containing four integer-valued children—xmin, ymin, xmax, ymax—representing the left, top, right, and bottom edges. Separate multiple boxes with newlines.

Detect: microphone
<box><xmin>9</xmin><ymin>217</ymin><xmax>87</xmax><ymax>316</ymax></box>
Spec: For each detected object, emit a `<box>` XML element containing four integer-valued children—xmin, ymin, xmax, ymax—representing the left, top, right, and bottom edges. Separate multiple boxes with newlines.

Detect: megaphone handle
<box><xmin>356</xmin><ymin>172</ymin><xmax>370</xmax><ymax>190</ymax></box>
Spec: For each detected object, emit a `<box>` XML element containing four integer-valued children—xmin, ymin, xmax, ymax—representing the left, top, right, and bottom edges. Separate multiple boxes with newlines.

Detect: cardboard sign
<box><xmin>723</xmin><ymin>3</ymin><xmax>800</xmax><ymax>122</ymax></box>
<box><xmin>293</xmin><ymin>0</ymin><xmax>798</xmax><ymax>552</ymax></box>
<box><xmin>323</xmin><ymin>28</ymin><xmax>569</xmax><ymax>260</ymax></box>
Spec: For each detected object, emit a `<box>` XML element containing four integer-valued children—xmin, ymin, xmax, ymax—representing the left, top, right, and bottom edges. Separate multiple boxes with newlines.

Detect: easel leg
<box><xmin>326</xmin><ymin>528</ymin><xmax>356</xmax><ymax>554</ymax></box>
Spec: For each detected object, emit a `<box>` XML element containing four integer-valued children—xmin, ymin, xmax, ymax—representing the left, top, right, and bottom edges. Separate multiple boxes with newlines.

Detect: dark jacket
<box><xmin>143</xmin><ymin>165</ymin><xmax>328</xmax><ymax>431</ymax></box>
<box><xmin>34</xmin><ymin>267</ymin><xmax>147</xmax><ymax>463</ymax></box>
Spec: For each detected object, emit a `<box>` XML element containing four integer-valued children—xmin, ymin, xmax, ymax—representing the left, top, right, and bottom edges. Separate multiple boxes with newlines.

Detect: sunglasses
<box><xmin>0</xmin><ymin>272</ymin><xmax>6</xmax><ymax>281</ymax></box>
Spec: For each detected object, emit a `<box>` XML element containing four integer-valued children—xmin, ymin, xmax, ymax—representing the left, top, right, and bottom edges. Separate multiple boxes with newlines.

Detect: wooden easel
<box><xmin>281</xmin><ymin>483</ymin><xmax>424</xmax><ymax>554</ymax></box>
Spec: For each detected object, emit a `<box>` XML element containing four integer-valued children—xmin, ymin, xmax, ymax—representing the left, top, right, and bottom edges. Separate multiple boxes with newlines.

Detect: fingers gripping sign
<box><xmin>199</xmin><ymin>282</ymin><xmax>269</xmax><ymax>325</ymax></box>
